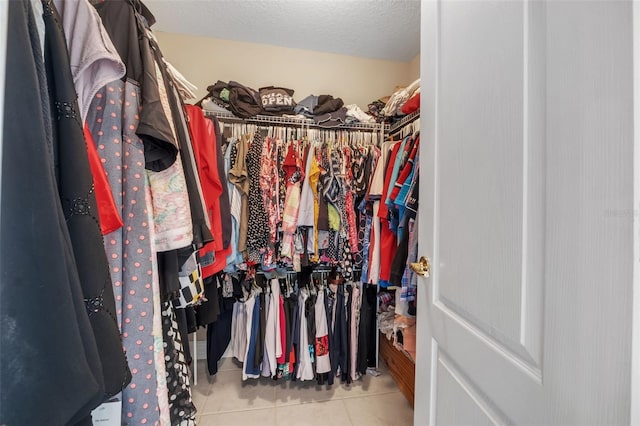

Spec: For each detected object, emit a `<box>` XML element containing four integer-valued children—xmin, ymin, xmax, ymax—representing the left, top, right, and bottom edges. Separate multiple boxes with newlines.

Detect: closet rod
<box><xmin>252</xmin><ymin>267</ymin><xmax>362</xmax><ymax>276</ymax></box>
<box><xmin>204</xmin><ymin>110</ymin><xmax>386</xmax><ymax>133</ymax></box>
<box><xmin>387</xmin><ymin>110</ymin><xmax>420</xmax><ymax>135</ymax></box>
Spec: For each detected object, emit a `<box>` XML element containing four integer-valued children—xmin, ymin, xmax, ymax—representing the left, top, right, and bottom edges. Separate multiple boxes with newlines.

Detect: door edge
<box><xmin>630</xmin><ymin>0</ymin><xmax>640</xmax><ymax>423</ymax></box>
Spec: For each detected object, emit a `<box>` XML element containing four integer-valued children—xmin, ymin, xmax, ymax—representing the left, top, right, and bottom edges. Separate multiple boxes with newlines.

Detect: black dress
<box><xmin>1</xmin><ymin>1</ymin><xmax>128</xmax><ymax>424</ymax></box>
<box><xmin>41</xmin><ymin>0</ymin><xmax>131</xmax><ymax>402</ymax></box>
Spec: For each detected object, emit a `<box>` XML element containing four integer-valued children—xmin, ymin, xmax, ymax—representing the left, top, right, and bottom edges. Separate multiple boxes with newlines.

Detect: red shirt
<box><xmin>84</xmin><ymin>123</ymin><xmax>123</xmax><ymax>235</ymax></box>
<box><xmin>378</xmin><ymin>143</ymin><xmax>402</xmax><ymax>282</ymax></box>
<box><xmin>185</xmin><ymin>105</ymin><xmax>230</xmax><ymax>277</ymax></box>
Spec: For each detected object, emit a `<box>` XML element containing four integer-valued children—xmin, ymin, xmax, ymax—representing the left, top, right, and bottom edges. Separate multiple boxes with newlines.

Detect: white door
<box><xmin>415</xmin><ymin>1</ymin><xmax>636</xmax><ymax>424</ymax></box>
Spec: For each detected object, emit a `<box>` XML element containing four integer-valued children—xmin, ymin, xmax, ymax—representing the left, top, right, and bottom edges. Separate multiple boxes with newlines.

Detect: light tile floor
<box><xmin>191</xmin><ymin>358</ymin><xmax>414</xmax><ymax>426</ymax></box>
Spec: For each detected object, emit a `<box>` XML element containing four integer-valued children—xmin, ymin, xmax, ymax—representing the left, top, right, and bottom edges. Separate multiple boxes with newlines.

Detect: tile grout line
<box><xmin>198</xmin><ymin>390</ymin><xmax>406</xmax><ymax>418</ymax></box>
<box><xmin>196</xmin><ymin>388</ymin><xmax>403</xmax><ymax>413</ymax></box>
<box><xmin>274</xmin><ymin>398</ymin><xmax>335</xmax><ymax>407</ymax></box>
<box><xmin>199</xmin><ymin>405</ymin><xmax>277</xmax><ymax>418</ymax></box>
<box><xmin>341</xmin><ymin>398</ymin><xmax>356</xmax><ymax>426</ymax></box>
<box><xmin>335</xmin><ymin>389</ymin><xmax>403</xmax><ymax>401</ymax></box>
<box><xmin>274</xmin><ymin>403</ymin><xmax>280</xmax><ymax>425</ymax></box>
<box><xmin>199</xmin><ymin>403</ymin><xmax>278</xmax><ymax>416</ymax></box>
<box><xmin>270</xmin><ymin>387</ymin><xmax>401</xmax><ymax>405</ymax></box>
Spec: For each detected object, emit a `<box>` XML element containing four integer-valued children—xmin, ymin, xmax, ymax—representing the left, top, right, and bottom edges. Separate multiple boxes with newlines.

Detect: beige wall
<box><xmin>409</xmin><ymin>54</ymin><xmax>421</xmax><ymax>81</ymax></box>
<box><xmin>155</xmin><ymin>31</ymin><xmax>414</xmax><ymax>108</ymax></box>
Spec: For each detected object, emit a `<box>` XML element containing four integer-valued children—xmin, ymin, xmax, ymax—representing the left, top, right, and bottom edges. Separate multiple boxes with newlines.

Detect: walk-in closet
<box><xmin>1</xmin><ymin>0</ymin><xmax>421</xmax><ymax>425</ymax></box>
<box><xmin>2</xmin><ymin>1</ymin><xmax>638</xmax><ymax>426</ymax></box>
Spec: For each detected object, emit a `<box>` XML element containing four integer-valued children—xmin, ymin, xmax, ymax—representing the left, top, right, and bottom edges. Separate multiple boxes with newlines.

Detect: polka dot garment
<box><xmin>87</xmin><ymin>81</ymin><xmax>160</xmax><ymax>425</ymax></box>
<box><xmin>330</xmin><ymin>150</ymin><xmax>354</xmax><ymax>280</ymax></box>
<box><xmin>246</xmin><ymin>132</ymin><xmax>270</xmax><ymax>264</ymax></box>
<box><xmin>161</xmin><ymin>301</ymin><xmax>197</xmax><ymax>425</ymax></box>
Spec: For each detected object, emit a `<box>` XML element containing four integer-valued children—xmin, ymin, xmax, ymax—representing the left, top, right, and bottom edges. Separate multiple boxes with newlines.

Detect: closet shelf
<box><xmin>388</xmin><ymin>110</ymin><xmax>420</xmax><ymax>135</ymax></box>
<box><xmin>204</xmin><ymin>110</ymin><xmax>387</xmax><ymax>132</ymax></box>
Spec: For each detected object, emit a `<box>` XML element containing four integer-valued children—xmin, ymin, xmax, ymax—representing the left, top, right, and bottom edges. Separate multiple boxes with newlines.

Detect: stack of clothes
<box><xmin>367</xmin><ymin>78</ymin><xmax>421</xmax><ymax>123</ymax></box>
<box><xmin>198</xmin><ymin>80</ymin><xmax>377</xmax><ymax>127</ymax></box>
<box><xmin>291</xmin><ymin>94</ymin><xmax>375</xmax><ymax>127</ymax></box>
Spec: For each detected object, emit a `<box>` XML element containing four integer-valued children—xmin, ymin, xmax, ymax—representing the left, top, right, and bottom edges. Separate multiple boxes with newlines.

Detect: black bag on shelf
<box><xmin>228</xmin><ymin>81</ymin><xmax>263</xmax><ymax>118</ymax></box>
<box><xmin>206</xmin><ymin>80</ymin><xmax>231</xmax><ymax>106</ymax></box>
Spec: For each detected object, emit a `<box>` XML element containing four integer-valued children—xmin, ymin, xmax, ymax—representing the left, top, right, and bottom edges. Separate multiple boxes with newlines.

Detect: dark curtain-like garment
<box><xmin>1</xmin><ymin>1</ymin><xmax>104</xmax><ymax>424</ymax></box>
<box><xmin>41</xmin><ymin>0</ymin><xmax>131</xmax><ymax>403</ymax></box>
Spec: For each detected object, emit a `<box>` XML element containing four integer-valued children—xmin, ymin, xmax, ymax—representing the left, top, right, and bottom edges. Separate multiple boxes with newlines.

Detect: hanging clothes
<box><xmin>264</xmin><ymin>278</ymin><xmax>283</xmax><ymax>377</ymax></box>
<box><xmin>2</xmin><ymin>0</ymin><xmax>435</xmax><ymax>422</ymax></box>
<box><xmin>260</xmin><ymin>136</ymin><xmax>280</xmax><ymax>267</ymax></box>
<box><xmin>53</xmin><ymin>0</ymin><xmax>125</xmax><ymax>236</ymax></box>
<box><xmin>89</xmin><ymin>1</ymin><xmax>168</xmax><ymax>423</ymax></box>
<box><xmin>296</xmin><ymin>287</ymin><xmax>315</xmax><ymax>381</ymax></box>
<box><xmin>1</xmin><ymin>2</ymin><xmax>110</xmax><ymax>423</ymax></box>
<box><xmin>186</xmin><ymin>105</ymin><xmax>231</xmax><ymax>277</ymax></box>
<box><xmin>377</xmin><ymin>141</ymin><xmax>402</xmax><ymax>287</ymax></box>
<box><xmin>228</xmin><ymin>133</ymin><xmax>251</xmax><ymax>257</ymax></box>
<box><xmin>42</xmin><ymin>0</ymin><xmax>133</xmax><ymax>408</ymax></box>
<box><xmin>83</xmin><ymin>124</ymin><xmax>124</xmax><ymax>235</ymax></box>
<box><xmin>242</xmin><ymin>287</ymin><xmax>262</xmax><ymax>380</ymax></box>
<box><xmin>245</xmin><ymin>132</ymin><xmax>271</xmax><ymax>264</ymax></box>
<box><xmin>327</xmin><ymin>279</ymin><xmax>348</xmax><ymax>384</ymax></box>
<box><xmin>314</xmin><ymin>286</ymin><xmax>331</xmax><ymax>375</ymax></box>
<box><xmin>181</xmin><ymin>111</ymin><xmax>420</xmax><ymax>391</ymax></box>
<box><xmin>147</xmin><ymin>30</ymin><xmax>212</xmax><ymax>249</ymax></box>
<box><xmin>161</xmin><ymin>301</ymin><xmax>197</xmax><ymax>425</ymax></box>
<box><xmin>206</xmin><ymin>287</ymin><xmax>235</xmax><ymax>376</ymax></box>
<box><xmin>349</xmin><ymin>283</ymin><xmax>363</xmax><ymax>381</ymax></box>
<box><xmin>230</xmin><ymin>299</ymin><xmax>248</xmax><ymax>362</ymax></box>
<box><xmin>224</xmin><ymin>139</ymin><xmax>243</xmax><ymax>270</ymax></box>
<box><xmin>208</xmin><ymin>115</ymin><xmax>233</xmax><ymax>251</ymax></box>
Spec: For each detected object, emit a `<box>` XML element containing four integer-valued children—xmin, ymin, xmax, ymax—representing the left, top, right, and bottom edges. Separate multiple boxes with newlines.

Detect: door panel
<box><xmin>435</xmin><ymin>351</ymin><xmax>498</xmax><ymax>426</ymax></box>
<box><xmin>438</xmin><ymin>0</ymin><xmax>525</xmax><ymax>349</ymax></box>
<box><xmin>436</xmin><ymin>0</ymin><xmax>546</xmax><ymax>373</ymax></box>
<box><xmin>416</xmin><ymin>1</ymin><xmax>634</xmax><ymax>424</ymax></box>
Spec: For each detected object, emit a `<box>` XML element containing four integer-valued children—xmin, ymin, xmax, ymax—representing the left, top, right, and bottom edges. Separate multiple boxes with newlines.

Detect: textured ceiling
<box><xmin>146</xmin><ymin>0</ymin><xmax>421</xmax><ymax>62</ymax></box>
